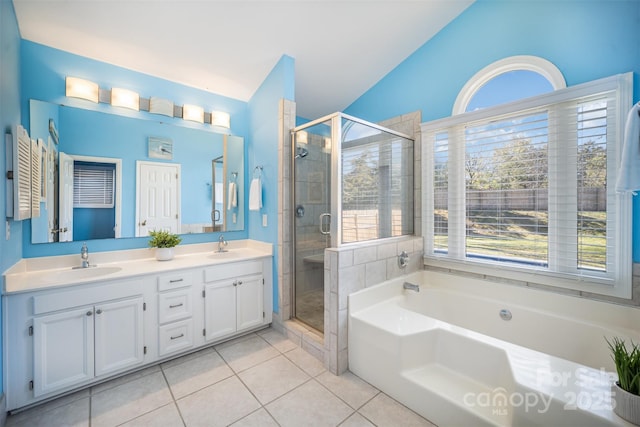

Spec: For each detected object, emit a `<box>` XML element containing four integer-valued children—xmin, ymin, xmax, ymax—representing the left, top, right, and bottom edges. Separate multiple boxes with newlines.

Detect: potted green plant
<box><xmin>607</xmin><ymin>337</ymin><xmax>640</xmax><ymax>425</ymax></box>
<box><xmin>148</xmin><ymin>230</ymin><xmax>182</xmax><ymax>261</ymax></box>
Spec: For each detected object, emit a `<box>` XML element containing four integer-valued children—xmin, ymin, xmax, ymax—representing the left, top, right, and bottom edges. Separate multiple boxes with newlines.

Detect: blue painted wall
<box><xmin>248</xmin><ymin>55</ymin><xmax>295</xmax><ymax>313</ymax></box>
<box><xmin>346</xmin><ymin>0</ymin><xmax>640</xmax><ymax>260</ymax></box>
<box><xmin>0</xmin><ymin>0</ymin><xmax>22</xmax><ymax>399</ymax></box>
<box><xmin>20</xmin><ymin>41</ymin><xmax>251</xmax><ymax>257</ymax></box>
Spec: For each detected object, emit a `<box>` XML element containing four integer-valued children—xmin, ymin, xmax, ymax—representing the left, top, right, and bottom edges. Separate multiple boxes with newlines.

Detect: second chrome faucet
<box><xmin>217</xmin><ymin>235</ymin><xmax>228</xmax><ymax>253</ymax></box>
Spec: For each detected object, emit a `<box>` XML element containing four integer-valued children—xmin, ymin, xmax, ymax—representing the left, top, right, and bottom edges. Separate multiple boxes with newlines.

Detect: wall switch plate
<box><xmin>232</xmin><ymin>213</ymin><xmax>237</xmax><ymax>223</ymax></box>
<box><xmin>262</xmin><ymin>214</ymin><xmax>268</xmax><ymax>227</ymax></box>
<box><xmin>6</xmin><ymin>220</ymin><xmax>10</xmax><ymax>240</ymax></box>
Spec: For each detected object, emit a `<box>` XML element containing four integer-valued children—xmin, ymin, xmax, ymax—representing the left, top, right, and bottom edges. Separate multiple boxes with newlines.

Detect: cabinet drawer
<box><xmin>158</xmin><ymin>289</ymin><xmax>193</xmax><ymax>324</ymax></box>
<box><xmin>159</xmin><ymin>319</ymin><xmax>194</xmax><ymax>357</ymax></box>
<box><xmin>204</xmin><ymin>260</ymin><xmax>262</xmax><ymax>283</ymax></box>
<box><xmin>158</xmin><ymin>272</ymin><xmax>193</xmax><ymax>291</ymax></box>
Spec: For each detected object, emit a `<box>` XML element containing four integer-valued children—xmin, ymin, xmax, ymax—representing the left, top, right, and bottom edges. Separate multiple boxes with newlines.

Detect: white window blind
<box><xmin>73</xmin><ymin>164</ymin><xmax>115</xmax><ymax>208</ymax></box>
<box><xmin>422</xmin><ymin>73</ymin><xmax>633</xmax><ymax>298</ymax></box>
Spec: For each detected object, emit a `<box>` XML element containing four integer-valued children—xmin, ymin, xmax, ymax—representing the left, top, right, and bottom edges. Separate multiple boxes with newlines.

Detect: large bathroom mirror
<box><xmin>29</xmin><ymin>100</ymin><xmax>244</xmax><ymax>244</ymax></box>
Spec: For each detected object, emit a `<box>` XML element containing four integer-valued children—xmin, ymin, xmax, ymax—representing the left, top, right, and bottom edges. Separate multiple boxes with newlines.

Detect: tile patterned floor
<box><xmin>6</xmin><ymin>328</ymin><xmax>436</xmax><ymax>427</ymax></box>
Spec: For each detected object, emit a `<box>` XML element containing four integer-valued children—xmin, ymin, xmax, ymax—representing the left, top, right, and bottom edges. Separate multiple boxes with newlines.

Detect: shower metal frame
<box><xmin>289</xmin><ymin>112</ymin><xmax>414</xmax><ymax>329</ymax></box>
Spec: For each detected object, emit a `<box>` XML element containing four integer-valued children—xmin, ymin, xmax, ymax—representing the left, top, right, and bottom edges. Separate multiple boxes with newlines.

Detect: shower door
<box><xmin>292</xmin><ymin>117</ymin><xmax>334</xmax><ymax>332</ymax></box>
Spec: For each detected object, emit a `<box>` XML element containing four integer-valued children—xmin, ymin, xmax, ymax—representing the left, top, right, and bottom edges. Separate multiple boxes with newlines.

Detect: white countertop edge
<box><xmin>3</xmin><ymin>239</ymin><xmax>273</xmax><ymax>294</ymax></box>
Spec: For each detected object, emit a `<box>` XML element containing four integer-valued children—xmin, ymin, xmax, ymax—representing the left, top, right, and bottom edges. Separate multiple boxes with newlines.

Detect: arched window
<box><xmin>453</xmin><ymin>56</ymin><xmax>566</xmax><ymax>115</ymax></box>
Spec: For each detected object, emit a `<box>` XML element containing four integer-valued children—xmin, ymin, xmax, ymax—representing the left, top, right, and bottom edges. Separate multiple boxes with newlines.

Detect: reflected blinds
<box><xmin>73</xmin><ymin>164</ymin><xmax>115</xmax><ymax>208</ymax></box>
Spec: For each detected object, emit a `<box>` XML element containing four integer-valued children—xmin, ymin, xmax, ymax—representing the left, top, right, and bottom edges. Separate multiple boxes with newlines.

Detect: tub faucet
<box><xmin>403</xmin><ymin>282</ymin><xmax>420</xmax><ymax>292</ymax></box>
<box><xmin>217</xmin><ymin>235</ymin><xmax>228</xmax><ymax>253</ymax></box>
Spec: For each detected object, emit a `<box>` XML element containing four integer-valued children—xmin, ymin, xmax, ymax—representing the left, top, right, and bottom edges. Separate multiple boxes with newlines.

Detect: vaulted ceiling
<box><xmin>13</xmin><ymin>0</ymin><xmax>473</xmax><ymax>119</ymax></box>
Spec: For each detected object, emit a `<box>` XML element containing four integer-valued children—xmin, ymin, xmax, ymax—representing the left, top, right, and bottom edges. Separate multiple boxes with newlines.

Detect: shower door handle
<box><xmin>319</xmin><ymin>213</ymin><xmax>331</xmax><ymax>235</ymax></box>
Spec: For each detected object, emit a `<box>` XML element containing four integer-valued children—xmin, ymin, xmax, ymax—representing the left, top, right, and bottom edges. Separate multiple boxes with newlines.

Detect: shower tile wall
<box><xmin>277</xmin><ymin>99</ymin><xmax>296</xmax><ymax>325</ymax></box>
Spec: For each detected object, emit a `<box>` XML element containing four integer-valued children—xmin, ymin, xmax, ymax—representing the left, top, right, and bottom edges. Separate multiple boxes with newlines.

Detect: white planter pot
<box><xmin>613</xmin><ymin>382</ymin><xmax>640</xmax><ymax>425</ymax></box>
<box><xmin>155</xmin><ymin>247</ymin><xmax>174</xmax><ymax>261</ymax></box>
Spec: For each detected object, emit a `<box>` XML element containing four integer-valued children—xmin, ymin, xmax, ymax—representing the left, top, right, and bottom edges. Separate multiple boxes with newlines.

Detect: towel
<box><xmin>227</xmin><ymin>181</ymin><xmax>237</xmax><ymax>210</ymax></box>
<box><xmin>615</xmin><ymin>102</ymin><xmax>640</xmax><ymax>193</ymax></box>
<box><xmin>249</xmin><ymin>178</ymin><xmax>262</xmax><ymax>211</ymax></box>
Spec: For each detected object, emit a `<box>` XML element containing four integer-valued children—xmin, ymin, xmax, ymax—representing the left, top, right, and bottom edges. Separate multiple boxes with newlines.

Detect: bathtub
<box><xmin>348</xmin><ymin>270</ymin><xmax>640</xmax><ymax>427</ymax></box>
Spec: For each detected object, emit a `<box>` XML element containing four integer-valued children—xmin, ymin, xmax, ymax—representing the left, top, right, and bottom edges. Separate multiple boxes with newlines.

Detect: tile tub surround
<box><xmin>325</xmin><ymin>235</ymin><xmax>424</xmax><ymax>375</ymax></box>
<box><xmin>5</xmin><ymin>328</ymin><xmax>435</xmax><ymax>427</ymax></box>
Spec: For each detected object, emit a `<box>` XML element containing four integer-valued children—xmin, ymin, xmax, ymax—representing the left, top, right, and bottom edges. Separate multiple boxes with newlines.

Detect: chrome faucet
<box><xmin>403</xmin><ymin>282</ymin><xmax>420</xmax><ymax>292</ymax></box>
<box><xmin>217</xmin><ymin>235</ymin><xmax>228</xmax><ymax>253</ymax></box>
<box><xmin>80</xmin><ymin>242</ymin><xmax>91</xmax><ymax>268</ymax></box>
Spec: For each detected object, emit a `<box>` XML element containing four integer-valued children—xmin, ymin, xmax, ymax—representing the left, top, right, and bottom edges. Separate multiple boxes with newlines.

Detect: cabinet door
<box><xmin>204</xmin><ymin>280</ymin><xmax>236</xmax><ymax>342</ymax></box>
<box><xmin>94</xmin><ymin>297</ymin><xmax>144</xmax><ymax>377</ymax></box>
<box><xmin>33</xmin><ymin>306</ymin><xmax>95</xmax><ymax>397</ymax></box>
<box><xmin>236</xmin><ymin>274</ymin><xmax>264</xmax><ymax>332</ymax></box>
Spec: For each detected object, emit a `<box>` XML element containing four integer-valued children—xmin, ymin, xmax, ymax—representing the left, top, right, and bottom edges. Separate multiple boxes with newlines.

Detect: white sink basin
<box><xmin>53</xmin><ymin>266</ymin><xmax>123</xmax><ymax>281</ymax></box>
<box><xmin>209</xmin><ymin>250</ymin><xmax>241</xmax><ymax>259</ymax></box>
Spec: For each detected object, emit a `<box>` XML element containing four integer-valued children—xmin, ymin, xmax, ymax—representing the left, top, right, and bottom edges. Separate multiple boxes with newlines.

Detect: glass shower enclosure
<box><xmin>291</xmin><ymin>113</ymin><xmax>414</xmax><ymax>332</ymax></box>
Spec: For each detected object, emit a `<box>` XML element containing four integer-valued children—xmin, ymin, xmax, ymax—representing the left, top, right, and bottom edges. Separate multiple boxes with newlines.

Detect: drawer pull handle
<box><xmin>169</xmin><ymin>303</ymin><xmax>184</xmax><ymax>308</ymax></box>
<box><xmin>170</xmin><ymin>333</ymin><xmax>184</xmax><ymax>340</ymax></box>
<box><xmin>169</xmin><ymin>279</ymin><xmax>184</xmax><ymax>283</ymax></box>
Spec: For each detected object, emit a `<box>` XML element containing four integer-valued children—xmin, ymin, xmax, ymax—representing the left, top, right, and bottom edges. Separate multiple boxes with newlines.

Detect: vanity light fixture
<box><xmin>296</xmin><ymin>131</ymin><xmax>308</xmax><ymax>144</ymax></box>
<box><xmin>210</xmin><ymin>111</ymin><xmax>231</xmax><ymax>128</ymax></box>
<box><xmin>149</xmin><ymin>97</ymin><xmax>174</xmax><ymax>117</ymax></box>
<box><xmin>183</xmin><ymin>104</ymin><xmax>205</xmax><ymax>123</ymax></box>
<box><xmin>323</xmin><ymin>137</ymin><xmax>332</xmax><ymax>153</ymax></box>
<box><xmin>64</xmin><ymin>76</ymin><xmax>231</xmax><ymax>128</ymax></box>
<box><xmin>65</xmin><ymin>77</ymin><xmax>99</xmax><ymax>103</ymax></box>
<box><xmin>111</xmin><ymin>88</ymin><xmax>140</xmax><ymax>111</ymax></box>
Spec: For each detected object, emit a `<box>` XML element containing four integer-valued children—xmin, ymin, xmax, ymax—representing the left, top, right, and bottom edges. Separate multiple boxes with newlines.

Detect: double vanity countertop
<box><xmin>3</xmin><ymin>239</ymin><xmax>272</xmax><ymax>294</ymax></box>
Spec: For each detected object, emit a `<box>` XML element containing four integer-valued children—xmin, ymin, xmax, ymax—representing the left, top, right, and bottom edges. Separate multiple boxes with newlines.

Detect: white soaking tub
<box><xmin>348</xmin><ymin>270</ymin><xmax>640</xmax><ymax>427</ymax></box>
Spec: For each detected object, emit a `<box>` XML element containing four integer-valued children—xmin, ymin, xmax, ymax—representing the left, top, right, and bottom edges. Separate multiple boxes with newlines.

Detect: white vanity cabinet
<box><xmin>203</xmin><ymin>260</ymin><xmax>266</xmax><ymax>342</ymax></box>
<box><xmin>33</xmin><ymin>296</ymin><xmax>144</xmax><ymax>397</ymax></box>
<box><xmin>4</xmin><ymin>246</ymin><xmax>273</xmax><ymax>412</ymax></box>
<box><xmin>157</xmin><ymin>271</ymin><xmax>196</xmax><ymax>357</ymax></box>
<box><xmin>5</xmin><ymin>277</ymin><xmax>153</xmax><ymax>410</ymax></box>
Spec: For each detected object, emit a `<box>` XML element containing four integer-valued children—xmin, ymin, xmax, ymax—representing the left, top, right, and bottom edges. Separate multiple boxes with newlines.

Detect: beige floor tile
<box><xmin>216</xmin><ymin>334</ymin><xmax>280</xmax><ymax>373</ymax></box>
<box><xmin>340</xmin><ymin>412</ymin><xmax>376</xmax><ymax>427</ymax></box>
<box><xmin>160</xmin><ymin>346</ymin><xmax>216</xmax><ymax>370</ymax></box>
<box><xmin>284</xmin><ymin>347</ymin><xmax>326</xmax><ymax>377</ymax></box>
<box><xmin>162</xmin><ymin>349</ymin><xmax>234</xmax><ymax>399</ymax></box>
<box><xmin>266</xmin><ymin>380</ymin><xmax>354</xmax><ymax>427</ymax></box>
<box><xmin>238</xmin><ymin>355</ymin><xmax>310</xmax><ymax>404</ymax></box>
<box><xmin>91</xmin><ymin>365</ymin><xmax>161</xmax><ymax>395</ymax></box>
<box><xmin>177</xmin><ymin>376</ymin><xmax>261</xmax><ymax>427</ymax></box>
<box><xmin>91</xmin><ymin>371</ymin><xmax>173</xmax><ymax>427</ymax></box>
<box><xmin>358</xmin><ymin>393</ymin><xmax>436</xmax><ymax>427</ymax></box>
<box><xmin>6</xmin><ymin>396</ymin><xmax>89</xmax><ymax>427</ymax></box>
<box><xmin>119</xmin><ymin>403</ymin><xmax>183</xmax><ymax>427</ymax></box>
<box><xmin>258</xmin><ymin>328</ymin><xmax>299</xmax><ymax>353</ymax></box>
<box><xmin>316</xmin><ymin>371</ymin><xmax>379</xmax><ymax>409</ymax></box>
<box><xmin>229</xmin><ymin>408</ymin><xmax>279</xmax><ymax>427</ymax></box>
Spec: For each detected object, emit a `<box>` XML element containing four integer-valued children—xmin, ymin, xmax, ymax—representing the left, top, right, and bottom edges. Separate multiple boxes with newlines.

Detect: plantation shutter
<box><xmin>73</xmin><ymin>164</ymin><xmax>115</xmax><ymax>208</ymax></box>
<box><xmin>423</xmin><ymin>73</ymin><xmax>632</xmax><ymax>293</ymax></box>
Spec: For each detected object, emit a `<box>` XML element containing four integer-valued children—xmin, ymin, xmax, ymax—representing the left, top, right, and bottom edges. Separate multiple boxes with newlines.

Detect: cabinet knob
<box><xmin>238</xmin><ymin>280</ymin><xmax>243</xmax><ymax>285</ymax></box>
<box><xmin>96</xmin><ymin>309</ymin><xmax>103</xmax><ymax>315</ymax></box>
<box><xmin>86</xmin><ymin>311</ymin><xmax>93</xmax><ymax>316</ymax></box>
<box><xmin>233</xmin><ymin>281</ymin><xmax>237</xmax><ymax>286</ymax></box>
